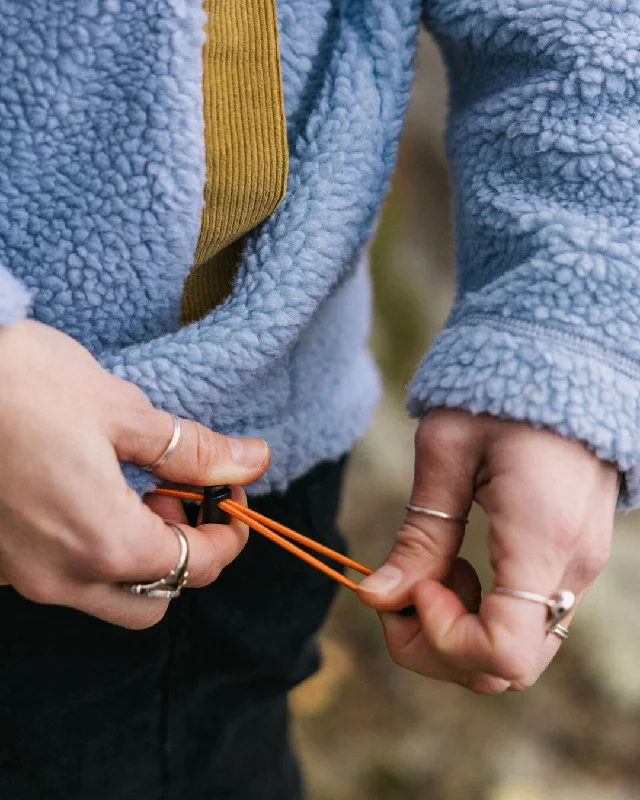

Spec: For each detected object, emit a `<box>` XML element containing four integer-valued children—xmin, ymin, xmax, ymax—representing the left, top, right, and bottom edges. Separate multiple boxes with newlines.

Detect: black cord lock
<box><xmin>201</xmin><ymin>485</ymin><xmax>232</xmax><ymax>525</ymax></box>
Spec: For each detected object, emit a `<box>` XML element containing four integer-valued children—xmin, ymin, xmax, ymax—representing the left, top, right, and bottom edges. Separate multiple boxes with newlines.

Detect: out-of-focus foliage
<box><xmin>292</xmin><ymin>33</ymin><xmax>640</xmax><ymax>800</ymax></box>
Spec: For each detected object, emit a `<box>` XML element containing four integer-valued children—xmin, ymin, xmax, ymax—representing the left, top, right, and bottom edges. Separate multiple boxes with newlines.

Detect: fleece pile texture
<box><xmin>2</xmin><ymin>0</ymin><xmax>640</xmax><ymax>507</ymax></box>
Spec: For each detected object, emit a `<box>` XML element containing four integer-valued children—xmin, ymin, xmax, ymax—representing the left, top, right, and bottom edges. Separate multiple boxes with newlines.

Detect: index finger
<box><xmin>358</xmin><ymin>411</ymin><xmax>480</xmax><ymax>609</ymax></box>
<box><xmin>113</xmin><ymin>401</ymin><xmax>270</xmax><ymax>486</ymax></box>
<box><xmin>408</xmin><ymin>475</ymin><xmax>580</xmax><ymax>681</ymax></box>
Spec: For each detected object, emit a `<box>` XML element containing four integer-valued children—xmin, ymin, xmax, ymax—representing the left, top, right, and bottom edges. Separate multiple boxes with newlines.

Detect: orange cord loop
<box><xmin>150</xmin><ymin>486</ymin><xmax>373</xmax><ymax>592</ymax></box>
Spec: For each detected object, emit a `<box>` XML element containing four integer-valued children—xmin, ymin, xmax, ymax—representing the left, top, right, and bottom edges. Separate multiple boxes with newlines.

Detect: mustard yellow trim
<box><xmin>182</xmin><ymin>0</ymin><xmax>289</xmax><ymax>324</ymax></box>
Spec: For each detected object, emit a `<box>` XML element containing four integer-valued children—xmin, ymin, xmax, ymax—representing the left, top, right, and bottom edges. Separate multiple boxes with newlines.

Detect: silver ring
<box><xmin>144</xmin><ymin>413</ymin><xmax>181</xmax><ymax>471</ymax></box>
<box><xmin>549</xmin><ymin>623</ymin><xmax>570</xmax><ymax>641</ymax></box>
<box><xmin>125</xmin><ymin>523</ymin><xmax>190</xmax><ymax>599</ymax></box>
<box><xmin>405</xmin><ymin>504</ymin><xmax>468</xmax><ymax>524</ymax></box>
<box><xmin>493</xmin><ymin>587</ymin><xmax>575</xmax><ymax>631</ymax></box>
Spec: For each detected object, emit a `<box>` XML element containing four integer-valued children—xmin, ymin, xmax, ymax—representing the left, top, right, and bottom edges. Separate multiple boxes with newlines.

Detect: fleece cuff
<box><xmin>407</xmin><ymin>314</ymin><xmax>640</xmax><ymax>510</ymax></box>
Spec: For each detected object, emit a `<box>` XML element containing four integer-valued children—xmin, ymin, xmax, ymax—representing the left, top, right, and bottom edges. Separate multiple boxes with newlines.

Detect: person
<box><xmin>0</xmin><ymin>0</ymin><xmax>631</xmax><ymax>796</ymax></box>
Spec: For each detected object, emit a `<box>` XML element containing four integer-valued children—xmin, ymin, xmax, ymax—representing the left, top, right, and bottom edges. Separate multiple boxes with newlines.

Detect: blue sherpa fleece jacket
<box><xmin>2</xmin><ymin>1</ymin><xmax>640</xmax><ymax>508</ymax></box>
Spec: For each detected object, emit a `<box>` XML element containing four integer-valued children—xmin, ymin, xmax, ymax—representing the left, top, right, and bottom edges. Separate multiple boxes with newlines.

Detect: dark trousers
<box><xmin>0</xmin><ymin>459</ymin><xmax>347</xmax><ymax>799</ymax></box>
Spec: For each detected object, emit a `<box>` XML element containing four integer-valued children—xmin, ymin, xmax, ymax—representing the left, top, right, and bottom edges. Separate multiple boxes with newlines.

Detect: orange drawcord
<box><xmin>150</xmin><ymin>486</ymin><xmax>373</xmax><ymax>591</ymax></box>
<box><xmin>152</xmin><ymin>487</ymin><xmax>205</xmax><ymax>503</ymax></box>
<box><xmin>223</xmin><ymin>500</ymin><xmax>373</xmax><ymax>577</ymax></box>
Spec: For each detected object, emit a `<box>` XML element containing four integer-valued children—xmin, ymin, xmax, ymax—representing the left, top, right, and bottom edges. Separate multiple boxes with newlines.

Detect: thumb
<box><xmin>114</xmin><ymin>406</ymin><xmax>270</xmax><ymax>486</ymax></box>
<box><xmin>358</xmin><ymin>411</ymin><xmax>480</xmax><ymax>610</ymax></box>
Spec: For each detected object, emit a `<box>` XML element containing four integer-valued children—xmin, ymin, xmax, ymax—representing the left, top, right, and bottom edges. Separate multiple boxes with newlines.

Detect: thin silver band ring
<box><xmin>144</xmin><ymin>413</ymin><xmax>181</xmax><ymax>471</ymax></box>
<box><xmin>493</xmin><ymin>587</ymin><xmax>575</xmax><ymax>632</ymax></box>
<box><xmin>494</xmin><ymin>588</ymin><xmax>551</xmax><ymax>607</ymax></box>
<box><xmin>405</xmin><ymin>504</ymin><xmax>468</xmax><ymax>524</ymax></box>
<box><xmin>125</xmin><ymin>523</ymin><xmax>190</xmax><ymax>599</ymax></box>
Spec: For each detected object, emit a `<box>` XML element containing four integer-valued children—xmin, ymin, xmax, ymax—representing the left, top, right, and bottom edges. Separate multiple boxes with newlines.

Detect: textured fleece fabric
<box><xmin>1</xmin><ymin>1</ymin><xmax>640</xmax><ymax>507</ymax></box>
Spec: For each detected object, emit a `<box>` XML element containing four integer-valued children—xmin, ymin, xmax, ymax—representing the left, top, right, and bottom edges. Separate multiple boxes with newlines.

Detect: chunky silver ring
<box><xmin>144</xmin><ymin>413</ymin><xmax>181</xmax><ymax>471</ymax></box>
<box><xmin>405</xmin><ymin>504</ymin><xmax>468</xmax><ymax>524</ymax></box>
<box><xmin>549</xmin><ymin>623</ymin><xmax>570</xmax><ymax>641</ymax></box>
<box><xmin>493</xmin><ymin>587</ymin><xmax>575</xmax><ymax>632</ymax></box>
<box><xmin>125</xmin><ymin>523</ymin><xmax>190</xmax><ymax>599</ymax></box>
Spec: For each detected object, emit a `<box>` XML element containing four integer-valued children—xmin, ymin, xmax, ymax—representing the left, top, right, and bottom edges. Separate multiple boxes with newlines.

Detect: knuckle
<box><xmin>575</xmin><ymin>541</ymin><xmax>610</xmax><ymax>582</ymax></box>
<box><xmin>204</xmin><ymin>524</ymin><xmax>249</xmax><ymax>581</ymax></box>
<box><xmin>191</xmin><ymin>541</ymin><xmax>225</xmax><ymax>588</ymax></box>
<box><xmin>112</xmin><ymin>383</ymin><xmax>156</xmax><ymax>455</ymax></box>
<box><xmin>527</xmin><ymin>500</ymin><xmax>581</xmax><ymax>555</ymax></box>
<box><xmin>193</xmin><ymin>424</ymin><xmax>224</xmax><ymax>475</ymax></box>
<box><xmin>116</xmin><ymin>387</ymin><xmax>155</xmax><ymax>433</ymax></box>
<box><xmin>85</xmin><ymin>540</ymin><xmax>131</xmax><ymax>582</ymax></box>
<box><xmin>118</xmin><ymin>379</ymin><xmax>153</xmax><ymax>414</ymax></box>
<box><xmin>394</xmin><ymin>520</ymin><xmax>451</xmax><ymax>561</ymax></box>
<box><xmin>196</xmin><ymin>561</ymin><xmax>223</xmax><ymax>588</ymax></box>
<box><xmin>489</xmin><ymin>637</ymin><xmax>537</xmax><ymax>683</ymax></box>
<box><xmin>416</xmin><ymin>409</ymin><xmax>474</xmax><ymax>458</ymax></box>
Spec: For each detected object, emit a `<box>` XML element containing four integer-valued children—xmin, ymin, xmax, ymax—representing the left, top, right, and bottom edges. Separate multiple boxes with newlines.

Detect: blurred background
<box><xmin>291</xmin><ymin>32</ymin><xmax>640</xmax><ymax>800</ymax></box>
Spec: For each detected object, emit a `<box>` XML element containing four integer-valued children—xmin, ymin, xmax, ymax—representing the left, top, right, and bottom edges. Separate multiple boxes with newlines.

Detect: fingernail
<box><xmin>359</xmin><ymin>565</ymin><xmax>403</xmax><ymax>596</ymax></box>
<box><xmin>228</xmin><ymin>437</ymin><xmax>269</xmax><ymax>468</ymax></box>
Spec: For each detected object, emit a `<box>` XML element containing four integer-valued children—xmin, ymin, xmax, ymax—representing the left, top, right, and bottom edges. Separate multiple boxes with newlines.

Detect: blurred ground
<box><xmin>291</xmin><ymin>32</ymin><xmax>640</xmax><ymax>800</ymax></box>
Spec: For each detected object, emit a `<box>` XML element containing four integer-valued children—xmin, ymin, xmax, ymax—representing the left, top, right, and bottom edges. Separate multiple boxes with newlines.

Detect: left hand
<box><xmin>358</xmin><ymin>408</ymin><xmax>619</xmax><ymax>693</ymax></box>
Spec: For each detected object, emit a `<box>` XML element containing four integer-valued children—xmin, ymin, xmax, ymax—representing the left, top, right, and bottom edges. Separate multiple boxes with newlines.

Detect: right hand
<box><xmin>0</xmin><ymin>320</ymin><xmax>270</xmax><ymax>628</ymax></box>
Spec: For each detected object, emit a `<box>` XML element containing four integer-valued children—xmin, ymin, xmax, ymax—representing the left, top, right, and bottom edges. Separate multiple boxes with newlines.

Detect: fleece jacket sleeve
<box><xmin>410</xmin><ymin>0</ymin><xmax>640</xmax><ymax>508</ymax></box>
